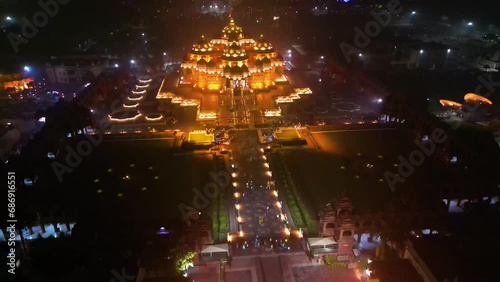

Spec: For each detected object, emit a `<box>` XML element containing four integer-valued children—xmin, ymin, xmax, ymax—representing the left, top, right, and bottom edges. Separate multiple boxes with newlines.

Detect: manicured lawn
<box><xmin>280</xmin><ymin>129</ymin><xmax>425</xmax><ymax>213</ymax></box>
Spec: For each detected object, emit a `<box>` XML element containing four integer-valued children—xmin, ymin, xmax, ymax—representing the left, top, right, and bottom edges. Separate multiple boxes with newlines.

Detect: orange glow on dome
<box><xmin>464</xmin><ymin>93</ymin><xmax>493</xmax><ymax>105</ymax></box>
<box><xmin>439</xmin><ymin>99</ymin><xmax>463</xmax><ymax>108</ymax></box>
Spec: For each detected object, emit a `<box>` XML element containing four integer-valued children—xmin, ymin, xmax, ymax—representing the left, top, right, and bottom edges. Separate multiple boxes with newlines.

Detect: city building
<box><xmin>181</xmin><ymin>17</ymin><xmax>285</xmax><ymax>91</ymax></box>
<box><xmin>45</xmin><ymin>55</ymin><xmax>110</xmax><ymax>84</ymax></box>
<box><xmin>394</xmin><ymin>42</ymin><xmax>451</xmax><ymax>70</ymax></box>
<box><xmin>474</xmin><ymin>48</ymin><xmax>500</xmax><ymax>72</ymax></box>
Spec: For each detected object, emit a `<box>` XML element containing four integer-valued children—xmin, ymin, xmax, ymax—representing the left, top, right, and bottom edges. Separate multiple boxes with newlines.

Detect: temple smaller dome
<box><xmin>197</xmin><ymin>58</ymin><xmax>207</xmax><ymax>65</ymax></box>
<box><xmin>252</xmin><ymin>34</ymin><xmax>274</xmax><ymax>53</ymax></box>
<box><xmin>191</xmin><ymin>35</ymin><xmax>213</xmax><ymax>54</ymax></box>
<box><xmin>207</xmin><ymin>60</ymin><xmax>216</xmax><ymax>68</ymax></box>
<box><xmin>223</xmin><ymin>43</ymin><xmax>248</xmax><ymax>60</ymax></box>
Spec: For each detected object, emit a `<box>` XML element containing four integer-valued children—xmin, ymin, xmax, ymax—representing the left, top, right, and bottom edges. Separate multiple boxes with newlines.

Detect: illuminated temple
<box><xmin>181</xmin><ymin>17</ymin><xmax>285</xmax><ymax>91</ymax></box>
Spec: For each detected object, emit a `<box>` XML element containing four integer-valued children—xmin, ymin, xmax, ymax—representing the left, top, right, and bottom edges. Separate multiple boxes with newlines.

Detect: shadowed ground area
<box><xmin>280</xmin><ymin>128</ymin><xmax>429</xmax><ymax>213</ymax></box>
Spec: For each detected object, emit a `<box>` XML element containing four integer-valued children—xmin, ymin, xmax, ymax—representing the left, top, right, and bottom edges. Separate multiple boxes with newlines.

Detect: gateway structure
<box><xmin>181</xmin><ymin>17</ymin><xmax>285</xmax><ymax>91</ymax></box>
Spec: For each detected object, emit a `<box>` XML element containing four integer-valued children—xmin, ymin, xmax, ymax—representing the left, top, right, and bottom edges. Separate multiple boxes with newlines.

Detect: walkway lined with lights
<box><xmin>227</xmin><ymin>131</ymin><xmax>300</xmax><ymax>250</ymax></box>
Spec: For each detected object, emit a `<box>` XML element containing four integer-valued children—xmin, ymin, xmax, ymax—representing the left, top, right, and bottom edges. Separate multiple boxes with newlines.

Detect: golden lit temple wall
<box><xmin>197</xmin><ymin>72</ymin><xmax>207</xmax><ymax>89</ymax></box>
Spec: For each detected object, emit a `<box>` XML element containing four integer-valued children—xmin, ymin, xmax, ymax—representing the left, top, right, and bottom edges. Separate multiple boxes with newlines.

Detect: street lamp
<box><xmin>467</xmin><ymin>22</ymin><xmax>473</xmax><ymax>26</ymax></box>
<box><xmin>358</xmin><ymin>53</ymin><xmax>363</xmax><ymax>57</ymax></box>
<box><xmin>447</xmin><ymin>49</ymin><xmax>451</xmax><ymax>54</ymax></box>
<box><xmin>114</xmin><ymin>64</ymin><xmax>119</xmax><ymax>68</ymax></box>
<box><xmin>419</xmin><ymin>49</ymin><xmax>424</xmax><ymax>54</ymax></box>
<box><xmin>23</xmin><ymin>66</ymin><xmax>31</xmax><ymax>72</ymax></box>
<box><xmin>411</xmin><ymin>11</ymin><xmax>416</xmax><ymax>15</ymax></box>
<box><xmin>6</xmin><ymin>16</ymin><xmax>12</xmax><ymax>21</ymax></box>
<box><xmin>130</xmin><ymin>60</ymin><xmax>136</xmax><ymax>64</ymax></box>
<box><xmin>320</xmin><ymin>56</ymin><xmax>324</xmax><ymax>60</ymax></box>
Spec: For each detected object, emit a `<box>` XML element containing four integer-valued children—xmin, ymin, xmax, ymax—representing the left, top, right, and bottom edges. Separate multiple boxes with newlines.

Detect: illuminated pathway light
<box><xmin>145</xmin><ymin>114</ymin><xmax>164</xmax><ymax>121</ymax></box>
<box><xmin>109</xmin><ymin>112</ymin><xmax>142</xmax><ymax>122</ymax></box>
<box><xmin>123</xmin><ymin>102</ymin><xmax>139</xmax><ymax>108</ymax></box>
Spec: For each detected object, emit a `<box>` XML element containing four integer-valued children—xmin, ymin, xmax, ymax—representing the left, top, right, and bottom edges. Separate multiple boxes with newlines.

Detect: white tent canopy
<box><xmin>308</xmin><ymin>237</ymin><xmax>337</xmax><ymax>248</ymax></box>
<box><xmin>201</xmin><ymin>244</ymin><xmax>229</xmax><ymax>257</ymax></box>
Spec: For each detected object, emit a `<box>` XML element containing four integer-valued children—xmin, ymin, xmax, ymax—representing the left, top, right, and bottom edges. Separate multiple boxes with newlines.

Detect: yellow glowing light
<box><xmin>237</xmin><ymin>216</ymin><xmax>242</xmax><ymax>223</ymax></box>
<box><xmin>239</xmin><ymin>230</ymin><xmax>244</xmax><ymax>237</ymax></box>
<box><xmin>132</xmin><ymin>90</ymin><xmax>146</xmax><ymax>94</ymax></box>
<box><xmin>272</xmin><ymin>190</ymin><xmax>278</xmax><ymax>197</ymax></box>
<box><xmin>109</xmin><ymin>113</ymin><xmax>142</xmax><ymax>122</ymax></box>
<box><xmin>145</xmin><ymin>115</ymin><xmax>164</xmax><ymax>121</ymax></box>
<box><xmin>234</xmin><ymin>192</ymin><xmax>240</xmax><ymax>198</ymax></box>
<box><xmin>136</xmin><ymin>84</ymin><xmax>149</xmax><ymax>89</ymax></box>
<box><xmin>156</xmin><ymin>92</ymin><xmax>176</xmax><ymax>99</ymax></box>
<box><xmin>123</xmin><ymin>102</ymin><xmax>139</xmax><ymax>108</ymax></box>
<box><xmin>284</xmin><ymin>228</ymin><xmax>290</xmax><ymax>235</ymax></box>
<box><xmin>298</xmin><ymin>228</ymin><xmax>303</xmax><ymax>238</ymax></box>
<box><xmin>264</xmin><ymin>109</ymin><xmax>282</xmax><ymax>117</ymax></box>
<box><xmin>232</xmin><ymin>172</ymin><xmax>237</xmax><ymax>178</ymax></box>
<box><xmin>227</xmin><ymin>233</ymin><xmax>232</xmax><ymax>242</ymax></box>
<box><xmin>128</xmin><ymin>95</ymin><xmax>143</xmax><ymax>101</ymax></box>
<box><xmin>276</xmin><ymin>202</ymin><xmax>282</xmax><ymax>208</ymax></box>
<box><xmin>233</xmin><ymin>182</ymin><xmax>238</xmax><ymax>187</ymax></box>
<box><xmin>264</xmin><ymin>163</ymin><xmax>269</xmax><ymax>168</ymax></box>
<box><xmin>266</xmin><ymin>171</ymin><xmax>272</xmax><ymax>177</ymax></box>
<box><xmin>294</xmin><ymin>88</ymin><xmax>312</xmax><ymax>95</ymax></box>
<box><xmin>198</xmin><ymin>111</ymin><xmax>217</xmax><ymax>119</ymax></box>
<box><xmin>235</xmin><ymin>204</ymin><xmax>240</xmax><ymax>210</ymax></box>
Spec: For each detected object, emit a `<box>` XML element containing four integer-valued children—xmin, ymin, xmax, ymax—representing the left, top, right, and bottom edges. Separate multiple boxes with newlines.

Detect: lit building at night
<box><xmin>181</xmin><ymin>17</ymin><xmax>285</xmax><ymax>91</ymax></box>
